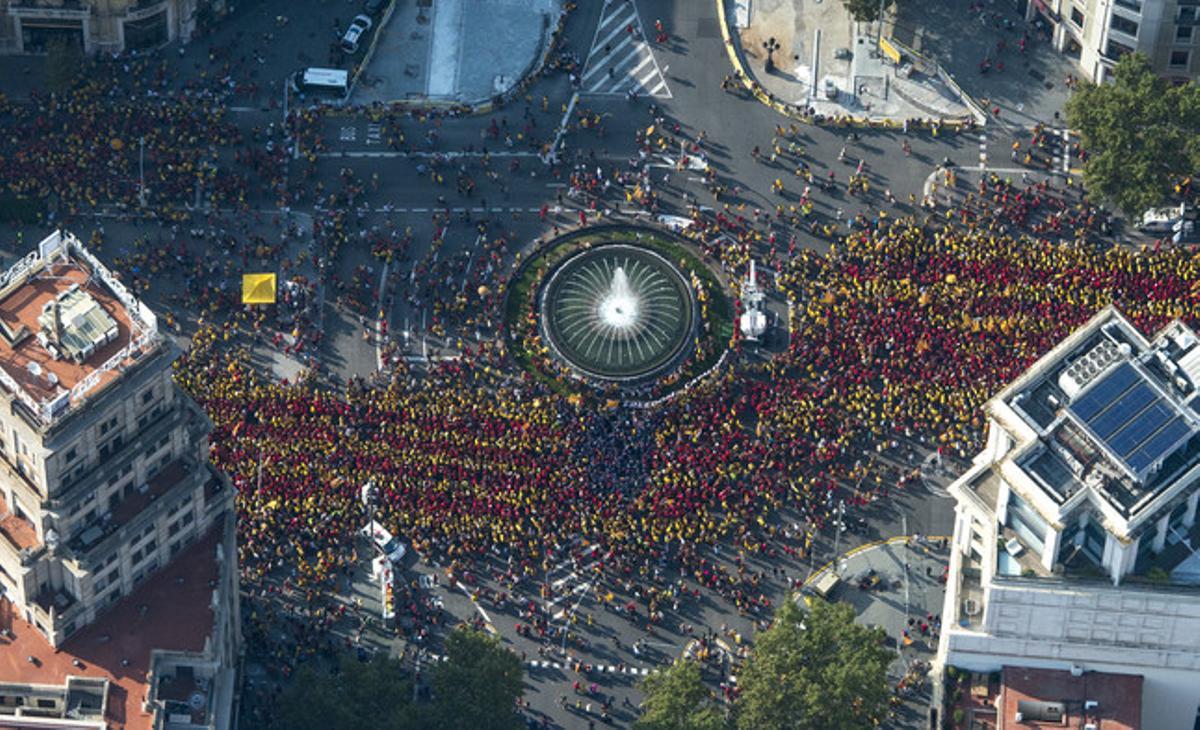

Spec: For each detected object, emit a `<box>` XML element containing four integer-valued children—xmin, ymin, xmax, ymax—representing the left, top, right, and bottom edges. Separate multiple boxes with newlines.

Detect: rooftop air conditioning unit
<box><xmin>1084</xmin><ymin>700</ymin><xmax>1099</xmax><ymax>710</ymax></box>
<box><xmin>1084</xmin><ymin>725</ymin><xmax>1097</xmax><ymax>730</ymax></box>
<box><xmin>1015</xmin><ymin>712</ymin><xmax>1024</xmax><ymax>722</ymax></box>
<box><xmin>1070</xmin><ymin>664</ymin><xmax>1084</xmax><ymax>677</ymax></box>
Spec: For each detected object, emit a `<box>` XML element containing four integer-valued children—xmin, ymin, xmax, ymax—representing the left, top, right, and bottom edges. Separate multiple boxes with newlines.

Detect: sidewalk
<box><xmin>727</xmin><ymin>0</ymin><xmax>975</xmax><ymax>123</ymax></box>
<box><xmin>893</xmin><ymin>0</ymin><xmax>1077</xmax><ymax>129</ymax></box>
<box><xmin>803</xmin><ymin>537</ymin><xmax>949</xmax><ymax>728</ymax></box>
<box><xmin>356</xmin><ymin>0</ymin><xmax>564</xmax><ymax>105</ymax></box>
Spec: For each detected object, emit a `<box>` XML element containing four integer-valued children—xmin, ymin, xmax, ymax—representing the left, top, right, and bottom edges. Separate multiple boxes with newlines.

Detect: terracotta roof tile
<box><xmin>0</xmin><ymin>527</ymin><xmax>223</xmax><ymax>730</ymax></box>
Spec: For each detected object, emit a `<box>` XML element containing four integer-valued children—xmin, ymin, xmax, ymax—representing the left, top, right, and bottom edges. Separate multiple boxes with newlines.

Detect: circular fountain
<box><xmin>540</xmin><ymin>244</ymin><xmax>695</xmax><ymax>382</ymax></box>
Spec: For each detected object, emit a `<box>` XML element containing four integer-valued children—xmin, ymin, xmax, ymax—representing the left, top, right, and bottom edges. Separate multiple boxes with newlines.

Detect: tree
<box><xmin>635</xmin><ymin>658</ymin><xmax>727</xmax><ymax>730</ymax></box>
<box><xmin>428</xmin><ymin>626</ymin><xmax>525</xmax><ymax>730</ymax></box>
<box><xmin>842</xmin><ymin>0</ymin><xmax>895</xmax><ymax>23</ymax></box>
<box><xmin>1066</xmin><ymin>52</ymin><xmax>1200</xmax><ymax>219</ymax></box>
<box><xmin>277</xmin><ymin>653</ymin><xmax>418</xmax><ymax>730</ymax></box>
<box><xmin>45</xmin><ymin>37</ymin><xmax>82</xmax><ymax>95</ymax></box>
<box><xmin>734</xmin><ymin>599</ymin><xmax>893</xmax><ymax>730</ymax></box>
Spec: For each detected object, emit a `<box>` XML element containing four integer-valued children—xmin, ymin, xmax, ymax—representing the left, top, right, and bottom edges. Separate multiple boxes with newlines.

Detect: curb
<box><xmin>800</xmin><ymin>533</ymin><xmax>952</xmax><ymax>592</ymax></box>
<box><xmin>715</xmin><ymin>0</ymin><xmax>974</xmax><ymax>132</ymax></box>
<box><xmin>334</xmin><ymin>4</ymin><xmax>575</xmax><ymax>119</ymax></box>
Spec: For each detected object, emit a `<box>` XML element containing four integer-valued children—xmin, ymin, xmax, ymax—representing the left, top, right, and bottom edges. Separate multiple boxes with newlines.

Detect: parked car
<box><xmin>341</xmin><ymin>14</ymin><xmax>374</xmax><ymax>55</ymax></box>
<box><xmin>364</xmin><ymin>0</ymin><xmax>388</xmax><ymax>16</ymax></box>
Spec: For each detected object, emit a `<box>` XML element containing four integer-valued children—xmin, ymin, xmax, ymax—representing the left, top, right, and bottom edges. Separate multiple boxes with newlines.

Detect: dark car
<box><xmin>364</xmin><ymin>0</ymin><xmax>388</xmax><ymax>17</ymax></box>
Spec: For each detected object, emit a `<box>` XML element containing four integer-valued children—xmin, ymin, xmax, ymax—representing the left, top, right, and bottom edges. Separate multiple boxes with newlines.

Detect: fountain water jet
<box><xmin>597</xmin><ymin>267</ymin><xmax>640</xmax><ymax>330</ymax></box>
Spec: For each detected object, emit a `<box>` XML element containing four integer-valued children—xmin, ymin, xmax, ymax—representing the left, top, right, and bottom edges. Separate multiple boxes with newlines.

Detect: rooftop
<box><xmin>0</xmin><ymin>491</ymin><xmax>38</xmax><ymax>553</ymax></box>
<box><xmin>0</xmin><ymin>231</ymin><xmax>158</xmax><ymax>428</ymax></box>
<box><xmin>999</xmin><ymin>308</ymin><xmax>1200</xmax><ymax>521</ymax></box>
<box><xmin>998</xmin><ymin>665</ymin><xmax>1142</xmax><ymax>730</ymax></box>
<box><xmin>0</xmin><ymin>527</ymin><xmax>222</xmax><ymax>730</ymax></box>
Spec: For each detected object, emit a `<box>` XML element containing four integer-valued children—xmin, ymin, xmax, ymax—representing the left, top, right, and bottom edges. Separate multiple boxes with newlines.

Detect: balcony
<box><xmin>956</xmin><ymin>557</ymin><xmax>987</xmax><ymax>631</ymax></box>
<box><xmin>0</xmin><ymin>492</ymin><xmax>40</xmax><ymax>559</ymax></box>
<box><xmin>1132</xmin><ymin>518</ymin><xmax>1200</xmax><ymax>585</ymax></box>
<box><xmin>7</xmin><ymin>0</ymin><xmax>88</xmax><ymax>10</ymax></box>
<box><xmin>65</xmin><ymin>456</ymin><xmax>199</xmax><ymax>570</ymax></box>
<box><xmin>47</xmin><ymin>400</ymin><xmax>196</xmax><ymax>512</ymax></box>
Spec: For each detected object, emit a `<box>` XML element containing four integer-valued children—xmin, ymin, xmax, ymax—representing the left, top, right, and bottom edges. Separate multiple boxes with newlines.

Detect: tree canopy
<box><xmin>45</xmin><ymin>38</ymin><xmax>83</xmax><ymax>95</ymax></box>
<box><xmin>278</xmin><ymin>653</ymin><xmax>418</xmax><ymax>730</ymax></box>
<box><xmin>1066</xmin><ymin>52</ymin><xmax>1200</xmax><ymax>219</ymax></box>
<box><xmin>734</xmin><ymin>599</ymin><xmax>893</xmax><ymax>730</ymax></box>
<box><xmin>842</xmin><ymin>0</ymin><xmax>896</xmax><ymax>22</ymax></box>
<box><xmin>635</xmin><ymin>658</ymin><xmax>727</xmax><ymax>730</ymax></box>
<box><xmin>428</xmin><ymin>626</ymin><xmax>526</xmax><ymax>730</ymax></box>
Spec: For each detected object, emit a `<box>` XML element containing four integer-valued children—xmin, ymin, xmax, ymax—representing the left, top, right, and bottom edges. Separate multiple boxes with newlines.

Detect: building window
<box><xmin>36</xmin><ymin>698</ymin><xmax>56</xmax><ymax>709</ymax></box>
<box><xmin>1111</xmin><ymin>13</ymin><xmax>1140</xmax><ymax>37</ymax></box>
<box><xmin>1178</xmin><ymin>25</ymin><xmax>1194</xmax><ymax>41</ymax></box>
<box><xmin>141</xmin><ymin>388</ymin><xmax>155</xmax><ymax>405</ymax></box>
<box><xmin>1071</xmin><ymin>7</ymin><xmax>1085</xmax><ymax>27</ymax></box>
<box><xmin>1114</xmin><ymin>0</ymin><xmax>1141</xmax><ymax>11</ymax></box>
<box><xmin>1171</xmin><ymin>50</ymin><xmax>1191</xmax><ymax>66</ymax></box>
<box><xmin>1181</xmin><ymin>7</ymin><xmax>1199</xmax><ymax>24</ymax></box>
<box><xmin>1106</xmin><ymin>39</ymin><xmax>1135</xmax><ymax>60</ymax></box>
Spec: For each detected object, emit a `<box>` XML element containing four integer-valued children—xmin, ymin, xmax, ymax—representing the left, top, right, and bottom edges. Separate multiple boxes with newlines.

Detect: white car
<box><xmin>364</xmin><ymin>520</ymin><xmax>406</xmax><ymax>564</ymax></box>
<box><xmin>341</xmin><ymin>14</ymin><xmax>374</xmax><ymax>54</ymax></box>
<box><xmin>1138</xmin><ymin>203</ymin><xmax>1186</xmax><ymax>233</ymax></box>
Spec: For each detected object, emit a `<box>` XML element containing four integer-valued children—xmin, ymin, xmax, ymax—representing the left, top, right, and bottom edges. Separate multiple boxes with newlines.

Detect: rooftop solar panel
<box><xmin>1068</xmin><ymin>361</ymin><xmax>1196</xmax><ymax>478</ymax></box>
<box><xmin>1127</xmin><ymin>418</ymin><xmax>1192</xmax><ymax>473</ymax></box>
<box><xmin>1070</xmin><ymin>362</ymin><xmax>1140</xmax><ymax>422</ymax></box>
<box><xmin>1088</xmin><ymin>382</ymin><xmax>1157</xmax><ymax>441</ymax></box>
<box><xmin>1106</xmin><ymin>400</ymin><xmax>1174</xmax><ymax>458</ymax></box>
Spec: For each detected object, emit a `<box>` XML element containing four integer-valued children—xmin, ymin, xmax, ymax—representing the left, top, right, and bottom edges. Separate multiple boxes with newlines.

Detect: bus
<box><xmin>290</xmin><ymin>68</ymin><xmax>349</xmax><ymax>101</ymax></box>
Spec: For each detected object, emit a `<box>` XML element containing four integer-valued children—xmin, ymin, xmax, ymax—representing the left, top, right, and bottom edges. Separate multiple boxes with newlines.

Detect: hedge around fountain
<box><xmin>503</xmin><ymin>224</ymin><xmax>733</xmax><ymax>402</ymax></box>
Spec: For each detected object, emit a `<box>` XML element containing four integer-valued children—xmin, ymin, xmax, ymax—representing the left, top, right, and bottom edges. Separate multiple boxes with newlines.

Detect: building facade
<box><xmin>936</xmin><ymin>306</ymin><xmax>1200</xmax><ymax>730</ymax></box>
<box><xmin>0</xmin><ymin>230</ymin><xmax>238</xmax><ymax>729</ymax></box>
<box><xmin>1027</xmin><ymin>0</ymin><xmax>1200</xmax><ymax>82</ymax></box>
<box><xmin>0</xmin><ymin>0</ymin><xmax>226</xmax><ymax>56</ymax></box>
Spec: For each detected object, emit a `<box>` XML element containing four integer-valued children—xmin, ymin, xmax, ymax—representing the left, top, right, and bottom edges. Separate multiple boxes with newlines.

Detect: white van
<box><xmin>291</xmin><ymin>67</ymin><xmax>349</xmax><ymax>100</ymax></box>
<box><xmin>1138</xmin><ymin>203</ymin><xmax>1186</xmax><ymax>233</ymax></box>
<box><xmin>364</xmin><ymin>520</ymin><xmax>406</xmax><ymax>564</ymax></box>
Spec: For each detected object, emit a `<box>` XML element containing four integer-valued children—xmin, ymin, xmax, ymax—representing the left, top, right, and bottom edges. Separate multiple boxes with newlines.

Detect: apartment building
<box><xmin>0</xmin><ymin>0</ymin><xmax>226</xmax><ymax>55</ymax></box>
<box><xmin>936</xmin><ymin>306</ymin><xmax>1200</xmax><ymax>730</ymax></box>
<box><xmin>1027</xmin><ymin>0</ymin><xmax>1200</xmax><ymax>82</ymax></box>
<box><xmin>0</xmin><ymin>230</ymin><xmax>238</xmax><ymax>729</ymax></box>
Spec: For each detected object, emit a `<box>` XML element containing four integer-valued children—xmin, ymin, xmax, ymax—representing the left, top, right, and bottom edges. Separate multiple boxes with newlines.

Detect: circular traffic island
<box><xmin>541</xmin><ymin>244</ymin><xmax>695</xmax><ymax>382</ymax></box>
<box><xmin>505</xmin><ymin>225</ymin><xmax>733</xmax><ymax>401</ymax></box>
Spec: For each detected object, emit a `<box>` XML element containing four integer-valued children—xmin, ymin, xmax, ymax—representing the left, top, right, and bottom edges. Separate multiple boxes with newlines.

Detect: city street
<box><xmin>0</xmin><ymin>0</ymin><xmax>1098</xmax><ymax>727</ymax></box>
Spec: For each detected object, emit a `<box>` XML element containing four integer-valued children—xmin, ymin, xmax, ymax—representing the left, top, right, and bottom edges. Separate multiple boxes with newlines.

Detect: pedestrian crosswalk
<box><xmin>580</xmin><ymin>0</ymin><xmax>671</xmax><ymax>98</ymax></box>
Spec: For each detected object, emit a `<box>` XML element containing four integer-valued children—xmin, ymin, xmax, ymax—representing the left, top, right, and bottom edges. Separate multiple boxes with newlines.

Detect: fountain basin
<box><xmin>540</xmin><ymin>244</ymin><xmax>696</xmax><ymax>382</ymax></box>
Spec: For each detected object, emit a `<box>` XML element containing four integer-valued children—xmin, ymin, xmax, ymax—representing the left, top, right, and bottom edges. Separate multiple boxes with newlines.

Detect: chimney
<box><xmin>48</xmin><ymin>299</ymin><xmax>61</xmax><ymax>347</ymax></box>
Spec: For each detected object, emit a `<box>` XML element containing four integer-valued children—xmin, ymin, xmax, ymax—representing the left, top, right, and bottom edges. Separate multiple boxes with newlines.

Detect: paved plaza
<box><xmin>357</xmin><ymin>0</ymin><xmax>564</xmax><ymax>104</ymax></box>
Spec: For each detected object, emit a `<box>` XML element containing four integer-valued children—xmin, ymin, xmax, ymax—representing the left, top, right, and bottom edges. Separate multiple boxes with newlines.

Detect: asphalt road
<box><xmin>0</xmin><ymin>1</ymin><xmax>1038</xmax><ymax>726</ymax></box>
<box><xmin>266</xmin><ymin>4</ymin><xmax>971</xmax><ymax>724</ymax></box>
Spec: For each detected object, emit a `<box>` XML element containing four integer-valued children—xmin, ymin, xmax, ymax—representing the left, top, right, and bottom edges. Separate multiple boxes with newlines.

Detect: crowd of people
<box><xmin>172</xmin><ymin>169</ymin><xmax>1200</xmax><ymax>719</ymax></box>
<box><xmin>7</xmin><ymin>6</ymin><xmax>1200</xmax><ymax>726</ymax></box>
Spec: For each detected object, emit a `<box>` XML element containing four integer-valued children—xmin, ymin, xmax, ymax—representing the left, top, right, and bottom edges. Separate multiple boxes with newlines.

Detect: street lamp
<box><xmin>137</xmin><ymin>136</ymin><xmax>146</xmax><ymax>208</ymax></box>
<box><xmin>763</xmin><ymin>37</ymin><xmax>781</xmax><ymax>73</ymax></box>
